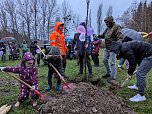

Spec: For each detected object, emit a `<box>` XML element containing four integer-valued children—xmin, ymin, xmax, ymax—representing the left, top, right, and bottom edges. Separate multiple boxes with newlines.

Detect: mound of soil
<box><xmin>42</xmin><ymin>82</ymin><xmax>137</xmax><ymax>114</ymax></box>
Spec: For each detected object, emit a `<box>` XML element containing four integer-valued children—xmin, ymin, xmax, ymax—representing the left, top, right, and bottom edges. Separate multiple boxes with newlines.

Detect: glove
<box><xmin>0</xmin><ymin>67</ymin><xmax>6</xmax><ymax>71</ymax></box>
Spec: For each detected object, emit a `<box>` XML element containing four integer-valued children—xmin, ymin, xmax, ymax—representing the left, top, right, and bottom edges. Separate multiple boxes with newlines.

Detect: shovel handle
<box><xmin>2</xmin><ymin>71</ymin><xmax>43</xmax><ymax>97</ymax></box>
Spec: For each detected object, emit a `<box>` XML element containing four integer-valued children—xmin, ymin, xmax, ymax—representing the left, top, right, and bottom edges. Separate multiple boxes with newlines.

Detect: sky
<box><xmin>57</xmin><ymin>0</ymin><xmax>151</xmax><ymax>35</ymax></box>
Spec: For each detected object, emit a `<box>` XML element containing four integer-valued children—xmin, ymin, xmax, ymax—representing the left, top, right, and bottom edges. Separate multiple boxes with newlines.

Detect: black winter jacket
<box><xmin>109</xmin><ymin>41</ymin><xmax>152</xmax><ymax>75</ymax></box>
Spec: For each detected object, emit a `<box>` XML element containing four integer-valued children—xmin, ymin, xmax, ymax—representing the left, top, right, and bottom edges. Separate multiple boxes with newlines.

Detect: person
<box><xmin>75</xmin><ymin>22</ymin><xmax>93</xmax><ymax>78</ymax></box>
<box><xmin>97</xmin><ymin>16</ymin><xmax>124</xmax><ymax>84</ymax></box>
<box><xmin>21</xmin><ymin>40</ymin><xmax>28</xmax><ymax>57</ymax></box>
<box><xmin>30</xmin><ymin>41</ymin><xmax>37</xmax><ymax>57</ymax></box>
<box><xmin>0</xmin><ymin>52</ymin><xmax>39</xmax><ymax>107</ymax></box>
<box><xmin>109</xmin><ymin>41</ymin><xmax>152</xmax><ymax>102</ymax></box>
<box><xmin>91</xmin><ymin>39</ymin><xmax>101</xmax><ymax>67</ymax></box>
<box><xmin>45</xmin><ymin>46</ymin><xmax>65</xmax><ymax>92</ymax></box>
<box><xmin>12</xmin><ymin>42</ymin><xmax>17</xmax><ymax>61</ymax></box>
<box><xmin>0</xmin><ymin>42</ymin><xmax>6</xmax><ymax>62</ymax></box>
<box><xmin>50</xmin><ymin>22</ymin><xmax>68</xmax><ymax>72</ymax></box>
<box><xmin>6</xmin><ymin>42</ymin><xmax>12</xmax><ymax>60</ymax></box>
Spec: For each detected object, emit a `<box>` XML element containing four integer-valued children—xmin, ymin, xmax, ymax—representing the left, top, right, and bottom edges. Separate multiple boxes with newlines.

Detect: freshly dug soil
<box><xmin>41</xmin><ymin>82</ymin><xmax>137</xmax><ymax>114</ymax></box>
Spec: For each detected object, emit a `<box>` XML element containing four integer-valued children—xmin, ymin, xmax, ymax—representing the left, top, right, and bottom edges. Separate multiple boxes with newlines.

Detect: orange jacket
<box><xmin>50</xmin><ymin>22</ymin><xmax>68</xmax><ymax>55</ymax></box>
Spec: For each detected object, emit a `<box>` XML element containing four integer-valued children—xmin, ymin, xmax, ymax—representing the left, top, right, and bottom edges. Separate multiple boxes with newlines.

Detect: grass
<box><xmin>0</xmin><ymin>49</ymin><xmax>152</xmax><ymax>114</ymax></box>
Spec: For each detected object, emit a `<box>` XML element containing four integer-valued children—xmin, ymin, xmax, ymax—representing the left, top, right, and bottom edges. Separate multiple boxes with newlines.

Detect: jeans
<box><xmin>103</xmin><ymin>48</ymin><xmax>116</xmax><ymax>80</ymax></box>
<box><xmin>136</xmin><ymin>55</ymin><xmax>152</xmax><ymax>96</ymax></box>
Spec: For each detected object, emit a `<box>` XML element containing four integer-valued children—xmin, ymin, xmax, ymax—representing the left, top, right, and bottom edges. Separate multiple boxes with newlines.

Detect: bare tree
<box><xmin>106</xmin><ymin>5</ymin><xmax>113</xmax><ymax>17</ymax></box>
<box><xmin>88</xmin><ymin>9</ymin><xmax>92</xmax><ymax>28</ymax></box>
<box><xmin>97</xmin><ymin>3</ymin><xmax>102</xmax><ymax>34</ymax></box>
<box><xmin>4</xmin><ymin>0</ymin><xmax>19</xmax><ymax>42</ymax></box>
<box><xmin>0</xmin><ymin>6</ymin><xmax>8</xmax><ymax>37</ymax></box>
<box><xmin>61</xmin><ymin>0</ymin><xmax>73</xmax><ymax>36</ymax></box>
<box><xmin>17</xmin><ymin>0</ymin><xmax>33</xmax><ymax>41</ymax></box>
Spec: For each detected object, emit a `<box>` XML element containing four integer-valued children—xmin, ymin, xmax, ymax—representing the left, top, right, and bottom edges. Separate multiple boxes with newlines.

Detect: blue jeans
<box><xmin>118</xmin><ymin>58</ymin><xmax>125</xmax><ymax>67</ymax></box>
<box><xmin>136</xmin><ymin>55</ymin><xmax>152</xmax><ymax>96</ymax></box>
<box><xmin>103</xmin><ymin>48</ymin><xmax>116</xmax><ymax>80</ymax></box>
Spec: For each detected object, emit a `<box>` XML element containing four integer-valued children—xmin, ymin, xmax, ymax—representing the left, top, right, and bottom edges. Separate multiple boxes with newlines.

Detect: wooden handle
<box><xmin>2</xmin><ymin>71</ymin><xmax>43</xmax><ymax>97</ymax></box>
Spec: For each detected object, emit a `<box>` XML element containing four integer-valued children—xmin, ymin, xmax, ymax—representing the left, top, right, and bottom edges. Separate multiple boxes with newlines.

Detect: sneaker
<box><xmin>14</xmin><ymin>101</ymin><xmax>20</xmax><ymax>107</ymax></box>
<box><xmin>45</xmin><ymin>85</ymin><xmax>51</xmax><ymax>92</ymax></box>
<box><xmin>129</xmin><ymin>94</ymin><xmax>146</xmax><ymax>102</ymax></box>
<box><xmin>102</xmin><ymin>74</ymin><xmax>110</xmax><ymax>78</ymax></box>
<box><xmin>32</xmin><ymin>101</ymin><xmax>37</xmax><ymax>107</ymax></box>
<box><xmin>56</xmin><ymin>84</ymin><xmax>62</xmax><ymax>91</ymax></box>
<box><xmin>128</xmin><ymin>84</ymin><xmax>138</xmax><ymax>90</ymax></box>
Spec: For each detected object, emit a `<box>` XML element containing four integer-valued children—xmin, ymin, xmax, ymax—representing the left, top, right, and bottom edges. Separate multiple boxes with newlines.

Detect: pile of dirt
<box><xmin>41</xmin><ymin>82</ymin><xmax>137</xmax><ymax>114</ymax></box>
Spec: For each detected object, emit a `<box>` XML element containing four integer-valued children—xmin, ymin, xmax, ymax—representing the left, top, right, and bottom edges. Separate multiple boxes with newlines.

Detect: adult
<box><xmin>21</xmin><ymin>40</ymin><xmax>28</xmax><ymax>57</ymax></box>
<box><xmin>109</xmin><ymin>41</ymin><xmax>152</xmax><ymax>102</ymax></box>
<box><xmin>50</xmin><ymin>22</ymin><xmax>68</xmax><ymax>71</ymax></box>
<box><xmin>97</xmin><ymin>16</ymin><xmax>124</xmax><ymax>85</ymax></box>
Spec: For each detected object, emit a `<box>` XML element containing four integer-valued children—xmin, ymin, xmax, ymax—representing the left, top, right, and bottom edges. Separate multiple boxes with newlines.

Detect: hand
<box><xmin>0</xmin><ymin>67</ymin><xmax>6</xmax><ymax>71</ymax></box>
<box><xmin>31</xmin><ymin>85</ymin><xmax>36</xmax><ymax>90</ymax></box>
<box><xmin>85</xmin><ymin>44</ymin><xmax>88</xmax><ymax>48</ymax></box>
<box><xmin>127</xmin><ymin>74</ymin><xmax>133</xmax><ymax>80</ymax></box>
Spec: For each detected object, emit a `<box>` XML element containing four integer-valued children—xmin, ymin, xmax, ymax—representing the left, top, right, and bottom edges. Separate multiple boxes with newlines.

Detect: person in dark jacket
<box><xmin>45</xmin><ymin>46</ymin><xmax>65</xmax><ymax>92</ymax></box>
<box><xmin>97</xmin><ymin>16</ymin><xmax>124</xmax><ymax>85</ymax></box>
<box><xmin>109</xmin><ymin>41</ymin><xmax>152</xmax><ymax>102</ymax></box>
<box><xmin>30</xmin><ymin>41</ymin><xmax>37</xmax><ymax>57</ymax></box>
<box><xmin>91</xmin><ymin>39</ymin><xmax>101</xmax><ymax>67</ymax></box>
<box><xmin>75</xmin><ymin>22</ymin><xmax>93</xmax><ymax>78</ymax></box>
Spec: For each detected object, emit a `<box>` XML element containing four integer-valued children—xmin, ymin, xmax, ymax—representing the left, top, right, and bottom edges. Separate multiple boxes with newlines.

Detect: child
<box><xmin>0</xmin><ymin>52</ymin><xmax>39</xmax><ymax>107</ymax></box>
<box><xmin>91</xmin><ymin>39</ymin><xmax>101</xmax><ymax>67</ymax></box>
<box><xmin>45</xmin><ymin>46</ymin><xmax>65</xmax><ymax>92</ymax></box>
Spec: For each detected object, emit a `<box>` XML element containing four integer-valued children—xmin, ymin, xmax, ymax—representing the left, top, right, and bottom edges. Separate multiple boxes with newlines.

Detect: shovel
<box><xmin>120</xmin><ymin>70</ymin><xmax>137</xmax><ymax>88</ymax></box>
<box><xmin>36</xmin><ymin>45</ymin><xmax>75</xmax><ymax>92</ymax></box>
<box><xmin>2</xmin><ymin>71</ymin><xmax>48</xmax><ymax>100</ymax></box>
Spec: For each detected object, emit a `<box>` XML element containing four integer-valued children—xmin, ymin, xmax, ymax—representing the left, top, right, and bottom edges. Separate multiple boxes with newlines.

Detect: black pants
<box><xmin>62</xmin><ymin>55</ymin><xmax>66</xmax><ymax>72</ymax></box>
<box><xmin>48</xmin><ymin>68</ymin><xmax>61</xmax><ymax>86</ymax></box>
<box><xmin>91</xmin><ymin>54</ymin><xmax>99</xmax><ymax>66</ymax></box>
<box><xmin>79</xmin><ymin>54</ymin><xmax>92</xmax><ymax>74</ymax></box>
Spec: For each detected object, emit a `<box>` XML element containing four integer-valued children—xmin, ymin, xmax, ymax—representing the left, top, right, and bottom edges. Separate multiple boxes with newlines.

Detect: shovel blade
<box><xmin>63</xmin><ymin>83</ymin><xmax>75</xmax><ymax>92</ymax></box>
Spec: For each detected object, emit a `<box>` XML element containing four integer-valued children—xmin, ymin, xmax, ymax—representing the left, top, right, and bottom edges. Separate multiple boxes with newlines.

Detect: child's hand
<box><xmin>0</xmin><ymin>67</ymin><xmax>6</xmax><ymax>71</ymax></box>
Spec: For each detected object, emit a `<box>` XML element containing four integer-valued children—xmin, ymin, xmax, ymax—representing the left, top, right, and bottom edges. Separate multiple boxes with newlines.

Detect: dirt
<box><xmin>41</xmin><ymin>82</ymin><xmax>137</xmax><ymax>114</ymax></box>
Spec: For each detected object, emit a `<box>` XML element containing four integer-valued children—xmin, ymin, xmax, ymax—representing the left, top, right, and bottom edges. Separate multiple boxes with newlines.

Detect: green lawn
<box><xmin>0</xmin><ymin>49</ymin><xmax>152</xmax><ymax>114</ymax></box>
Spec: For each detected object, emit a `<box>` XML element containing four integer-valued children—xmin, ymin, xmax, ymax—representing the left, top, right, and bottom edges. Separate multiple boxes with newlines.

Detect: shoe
<box><xmin>129</xmin><ymin>94</ymin><xmax>146</xmax><ymax>102</ymax></box>
<box><xmin>45</xmin><ymin>85</ymin><xmax>51</xmax><ymax>92</ymax></box>
<box><xmin>128</xmin><ymin>84</ymin><xmax>138</xmax><ymax>90</ymax></box>
<box><xmin>56</xmin><ymin>84</ymin><xmax>62</xmax><ymax>91</ymax></box>
<box><xmin>110</xmin><ymin>80</ymin><xmax>120</xmax><ymax>86</ymax></box>
<box><xmin>14</xmin><ymin>101</ymin><xmax>20</xmax><ymax>107</ymax></box>
<box><xmin>102</xmin><ymin>74</ymin><xmax>110</xmax><ymax>78</ymax></box>
<box><xmin>32</xmin><ymin>101</ymin><xmax>37</xmax><ymax>107</ymax></box>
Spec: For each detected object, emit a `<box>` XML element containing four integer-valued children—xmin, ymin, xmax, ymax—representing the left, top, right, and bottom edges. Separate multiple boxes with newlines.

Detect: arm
<box><xmin>50</xmin><ymin>32</ymin><xmax>57</xmax><ymax>46</ymax></box>
<box><xmin>115</xmin><ymin>26</ymin><xmax>124</xmax><ymax>41</ymax></box>
<box><xmin>123</xmin><ymin>49</ymin><xmax>137</xmax><ymax>75</ymax></box>
<box><xmin>3</xmin><ymin>66</ymin><xmax>20</xmax><ymax>73</ymax></box>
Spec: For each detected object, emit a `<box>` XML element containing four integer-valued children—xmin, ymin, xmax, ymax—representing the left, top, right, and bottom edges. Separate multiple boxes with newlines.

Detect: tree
<box><xmin>97</xmin><ymin>3</ymin><xmax>102</xmax><ymax>34</ymax></box>
<box><xmin>106</xmin><ymin>5</ymin><xmax>113</xmax><ymax>17</ymax></box>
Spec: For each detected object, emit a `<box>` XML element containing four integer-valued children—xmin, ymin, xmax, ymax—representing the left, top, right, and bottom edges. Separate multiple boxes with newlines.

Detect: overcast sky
<box><xmin>57</xmin><ymin>0</ymin><xmax>150</xmax><ymax>35</ymax></box>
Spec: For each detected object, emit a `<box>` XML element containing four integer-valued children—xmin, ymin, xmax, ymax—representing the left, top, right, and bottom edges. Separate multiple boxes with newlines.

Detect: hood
<box><xmin>79</xmin><ymin>22</ymin><xmax>86</xmax><ymax>29</ymax></box>
<box><xmin>54</xmin><ymin>22</ymin><xmax>64</xmax><ymax>34</ymax></box>
<box><xmin>109</xmin><ymin>41</ymin><xmax>121</xmax><ymax>53</ymax></box>
<box><xmin>104</xmin><ymin>16</ymin><xmax>114</xmax><ymax>23</ymax></box>
<box><xmin>22</xmin><ymin>52</ymin><xmax>35</xmax><ymax>62</ymax></box>
<box><xmin>49</xmin><ymin>46</ymin><xmax>60</xmax><ymax>56</ymax></box>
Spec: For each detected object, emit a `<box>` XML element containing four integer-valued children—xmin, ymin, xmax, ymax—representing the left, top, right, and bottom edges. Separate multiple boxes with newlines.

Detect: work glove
<box><xmin>0</xmin><ymin>67</ymin><xmax>6</xmax><ymax>71</ymax></box>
